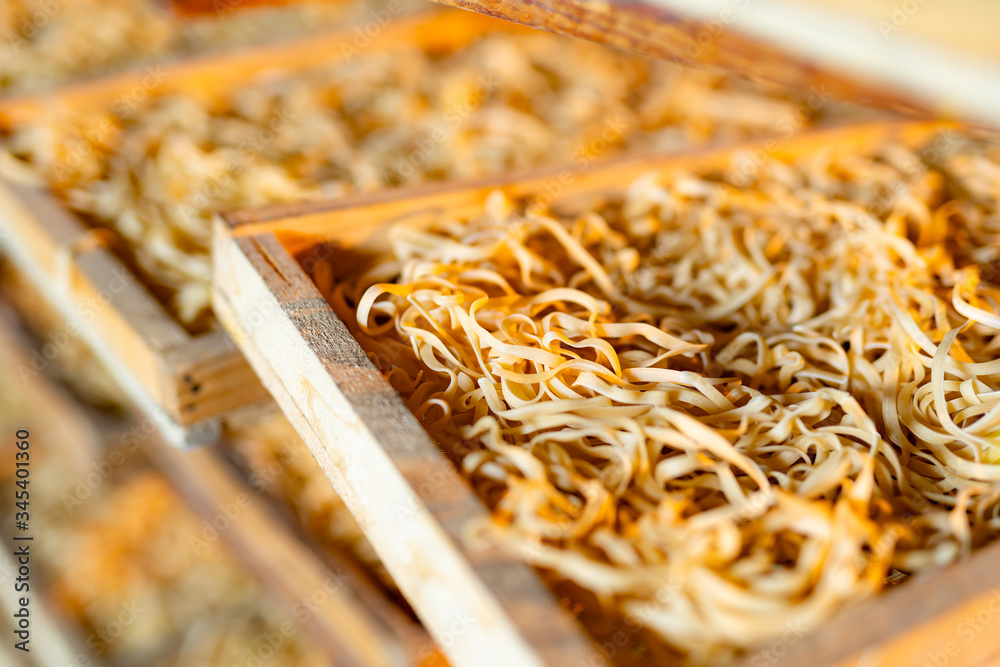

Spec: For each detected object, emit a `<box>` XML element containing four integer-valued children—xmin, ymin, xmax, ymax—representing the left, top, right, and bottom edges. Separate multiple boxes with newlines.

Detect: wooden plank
<box><xmin>165</xmin><ymin>0</ymin><xmax>318</xmax><ymax>17</ymax></box>
<box><xmin>0</xmin><ymin>295</ymin><xmax>435</xmax><ymax>667</ymax></box>
<box><xmin>736</xmin><ymin>539</ymin><xmax>1000</xmax><ymax>667</ymax></box>
<box><xmin>0</xmin><ymin>180</ymin><xmax>271</xmax><ymax>428</ymax></box>
<box><xmin>0</xmin><ymin>301</ymin><xmax>104</xmax><ymax>475</ymax></box>
<box><xmin>0</xmin><ymin>182</ymin><xmax>187</xmax><ymax>394</ymax></box>
<box><xmin>216</xmin><ymin>410</ymin><xmax>450</xmax><ymax>665</ymax></box>
<box><xmin>148</xmin><ymin>436</ymin><xmax>418</xmax><ymax>667</ymax></box>
<box><xmin>161</xmin><ymin>329</ymin><xmax>271</xmax><ymax>423</ymax></box>
<box><xmin>0</xmin><ymin>182</ymin><xmax>218</xmax><ymax>446</ymax></box>
<box><xmin>213</xmin><ymin>229</ymin><xmax>599</xmax><ymax>666</ymax></box>
<box><xmin>427</xmin><ymin>0</ymin><xmax>1000</xmax><ymax>125</ymax></box>
<box><xmin>0</xmin><ymin>310</ymin><xmax>133</xmax><ymax>667</ymax></box>
<box><xmin>224</xmin><ymin>119</ymin><xmax>953</xmax><ymax>247</ymax></box>
<box><xmin>215</xmin><ymin>119</ymin><xmax>992</xmax><ymax>666</ymax></box>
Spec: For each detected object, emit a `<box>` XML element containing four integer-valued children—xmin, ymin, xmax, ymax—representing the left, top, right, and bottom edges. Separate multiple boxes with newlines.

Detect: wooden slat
<box><xmin>0</xmin><ymin>295</ymin><xmax>437</xmax><ymax>667</ymax></box>
<box><xmin>148</xmin><ymin>437</ymin><xmax>418</xmax><ymax>667</ymax></box>
<box><xmin>214</xmin><ymin>119</ymin><xmax>994</xmax><ymax>666</ymax></box>
<box><xmin>0</xmin><ymin>308</ymin><xmax>142</xmax><ymax>667</ymax></box>
<box><xmin>736</xmin><ymin>539</ymin><xmax>1000</xmax><ymax>667</ymax></box>
<box><xmin>0</xmin><ymin>301</ymin><xmax>104</xmax><ymax>474</ymax></box>
<box><xmin>224</xmin><ymin>119</ymin><xmax>953</xmax><ymax>247</ymax></box>
<box><xmin>427</xmin><ymin>0</ymin><xmax>1000</xmax><ymax>125</ymax></box>
<box><xmin>0</xmin><ymin>182</ymin><xmax>218</xmax><ymax>446</ymax></box>
<box><xmin>213</xmin><ymin>229</ymin><xmax>598</xmax><ymax>666</ymax></box>
<box><xmin>165</xmin><ymin>0</ymin><xmax>321</xmax><ymax>17</ymax></box>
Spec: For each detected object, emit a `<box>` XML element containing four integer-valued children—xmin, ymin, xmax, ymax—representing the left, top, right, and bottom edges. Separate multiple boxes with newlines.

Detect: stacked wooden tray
<box><xmin>0</xmin><ymin>301</ymin><xmax>440</xmax><ymax>667</ymax></box>
<box><xmin>214</xmin><ymin>120</ymin><xmax>1000</xmax><ymax>666</ymax></box>
<box><xmin>0</xmin><ymin>9</ymin><xmax>525</xmax><ymax>446</ymax></box>
<box><xmin>3</xmin><ymin>1</ymin><xmax>998</xmax><ymax>664</ymax></box>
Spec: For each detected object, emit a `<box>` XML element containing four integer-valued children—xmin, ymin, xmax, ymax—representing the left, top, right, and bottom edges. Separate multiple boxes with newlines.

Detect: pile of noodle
<box><xmin>0</xmin><ymin>0</ymin><xmax>363</xmax><ymax>92</ymax></box>
<box><xmin>327</xmin><ymin>132</ymin><xmax>1000</xmax><ymax>664</ymax></box>
<box><xmin>1</xmin><ymin>23</ymin><xmax>869</xmax><ymax>327</ymax></box>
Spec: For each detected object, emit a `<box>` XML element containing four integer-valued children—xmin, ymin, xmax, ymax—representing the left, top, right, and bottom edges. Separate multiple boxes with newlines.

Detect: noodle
<box><xmin>2</xmin><ymin>25</ymin><xmax>867</xmax><ymax>326</ymax></box>
<box><xmin>328</xmin><ymin>133</ymin><xmax>1000</xmax><ymax>664</ymax></box>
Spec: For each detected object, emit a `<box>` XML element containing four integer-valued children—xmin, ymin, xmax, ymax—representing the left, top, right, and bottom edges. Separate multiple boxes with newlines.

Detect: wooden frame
<box><xmin>0</xmin><ymin>182</ymin><xmax>253</xmax><ymax>445</ymax></box>
<box><xmin>147</xmin><ymin>434</ymin><xmax>431</xmax><ymax>667</ymax></box>
<box><xmin>214</xmin><ymin>119</ymin><xmax>1000</xmax><ymax>666</ymax></box>
<box><xmin>0</xmin><ymin>301</ymin><xmax>439</xmax><ymax>667</ymax></box>
<box><xmin>0</xmin><ymin>8</ymin><xmax>527</xmax><ymax>446</ymax></box>
<box><xmin>426</xmin><ymin>0</ymin><xmax>1000</xmax><ymax>126</ymax></box>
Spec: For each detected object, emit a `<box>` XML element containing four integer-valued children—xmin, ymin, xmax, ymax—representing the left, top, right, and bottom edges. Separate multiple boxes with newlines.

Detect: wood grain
<box><xmin>426</xmin><ymin>0</ymin><xmax>1000</xmax><ymax>125</ymax></box>
<box><xmin>213</xmin><ymin>225</ymin><xmax>599</xmax><ymax>666</ymax></box>
<box><xmin>148</xmin><ymin>436</ymin><xmax>416</xmax><ymax>667</ymax></box>
<box><xmin>0</xmin><ymin>181</ymin><xmax>219</xmax><ymax>446</ymax></box>
<box><xmin>0</xmin><ymin>297</ymin><xmax>431</xmax><ymax>667</ymax></box>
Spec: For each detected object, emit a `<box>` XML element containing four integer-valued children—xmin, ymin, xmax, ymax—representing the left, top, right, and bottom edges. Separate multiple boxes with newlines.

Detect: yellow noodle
<box><xmin>334</xmin><ymin>137</ymin><xmax>1000</xmax><ymax>664</ymax></box>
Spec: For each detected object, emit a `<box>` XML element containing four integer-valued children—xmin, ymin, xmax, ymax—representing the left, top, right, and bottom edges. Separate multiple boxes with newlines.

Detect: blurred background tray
<box><xmin>426</xmin><ymin>0</ymin><xmax>1000</xmax><ymax>125</ymax></box>
<box><xmin>0</xmin><ymin>9</ymin><xmax>526</xmax><ymax>446</ymax></box>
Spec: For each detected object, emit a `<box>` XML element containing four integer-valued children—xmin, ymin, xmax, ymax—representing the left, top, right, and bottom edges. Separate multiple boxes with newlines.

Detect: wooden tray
<box><xmin>427</xmin><ymin>0</ymin><xmax>1000</xmax><ymax>126</ymax></box>
<box><xmin>213</xmin><ymin>119</ymin><xmax>1000</xmax><ymax>666</ymax></box>
<box><xmin>148</xmin><ymin>433</ymin><xmax>437</xmax><ymax>667</ymax></box>
<box><xmin>0</xmin><ymin>300</ymin><xmax>442</xmax><ymax>667</ymax></box>
<box><xmin>0</xmin><ymin>9</ymin><xmax>526</xmax><ymax>446</ymax></box>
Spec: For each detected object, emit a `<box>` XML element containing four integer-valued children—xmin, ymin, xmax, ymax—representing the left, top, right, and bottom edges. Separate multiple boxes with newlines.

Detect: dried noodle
<box><xmin>330</xmin><ymin>134</ymin><xmax>1000</xmax><ymax>664</ymax></box>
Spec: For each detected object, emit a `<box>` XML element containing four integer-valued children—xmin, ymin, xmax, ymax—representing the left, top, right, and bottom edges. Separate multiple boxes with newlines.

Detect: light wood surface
<box><xmin>0</xmin><ymin>302</ymin><xmax>435</xmax><ymax>667</ymax></box>
<box><xmin>148</xmin><ymin>436</ymin><xmax>419</xmax><ymax>667</ymax></box>
<box><xmin>0</xmin><ymin>181</ymin><xmax>220</xmax><ymax>446</ymax></box>
<box><xmin>214</xmin><ymin>229</ymin><xmax>599</xmax><ymax>666</ymax></box>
